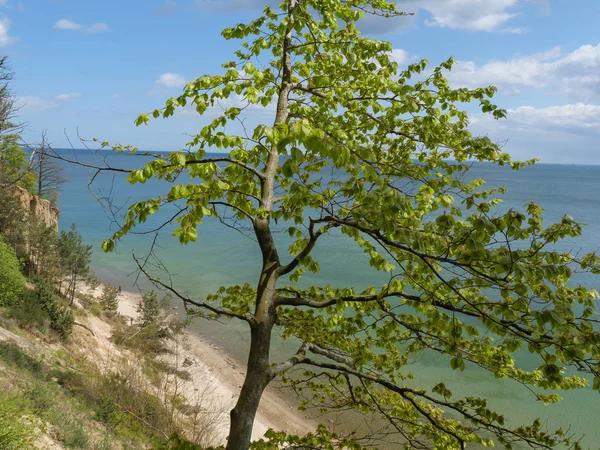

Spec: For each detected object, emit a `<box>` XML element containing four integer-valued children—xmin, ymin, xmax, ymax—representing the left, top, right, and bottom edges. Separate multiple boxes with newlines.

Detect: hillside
<box><xmin>0</xmin><ymin>283</ymin><xmax>312</xmax><ymax>450</ymax></box>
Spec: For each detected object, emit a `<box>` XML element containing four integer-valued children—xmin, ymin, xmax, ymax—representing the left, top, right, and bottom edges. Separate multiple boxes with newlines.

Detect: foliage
<box><xmin>29</xmin><ymin>133</ymin><xmax>66</xmax><ymax>204</ymax></box>
<box><xmin>157</xmin><ymin>428</ymin><xmax>359</xmax><ymax>450</ymax></box>
<box><xmin>91</xmin><ymin>0</ymin><xmax>600</xmax><ymax>449</ymax></box>
<box><xmin>0</xmin><ymin>133</ymin><xmax>36</xmax><ymax>192</ymax></box>
<box><xmin>113</xmin><ymin>322</ymin><xmax>170</xmax><ymax>355</ymax></box>
<box><xmin>54</xmin><ymin>415</ymin><xmax>90</xmax><ymax>449</ymax></box>
<box><xmin>114</xmin><ymin>307</ymin><xmax>186</xmax><ymax>357</ymax></box>
<box><xmin>0</xmin><ymin>236</ymin><xmax>25</xmax><ymax>307</ymax></box>
<box><xmin>54</xmin><ymin>361</ymin><xmax>179</xmax><ymax>441</ymax></box>
<box><xmin>32</xmin><ymin>277</ymin><xmax>74</xmax><ymax>339</ymax></box>
<box><xmin>7</xmin><ymin>288</ymin><xmax>50</xmax><ymax>330</ymax></box>
<box><xmin>0</xmin><ymin>177</ymin><xmax>27</xmax><ymax>252</ymax></box>
<box><xmin>0</xmin><ymin>394</ymin><xmax>36</xmax><ymax>450</ymax></box>
<box><xmin>49</xmin><ymin>304</ymin><xmax>75</xmax><ymax>339</ymax></box>
<box><xmin>136</xmin><ymin>289</ymin><xmax>163</xmax><ymax>327</ymax></box>
<box><xmin>25</xmin><ymin>215</ymin><xmax>61</xmax><ymax>279</ymax></box>
<box><xmin>0</xmin><ymin>334</ymin><xmax>181</xmax><ymax>449</ymax></box>
<box><xmin>100</xmin><ymin>283</ymin><xmax>120</xmax><ymax>312</ymax></box>
<box><xmin>58</xmin><ymin>223</ymin><xmax>93</xmax><ymax>305</ymax></box>
<box><xmin>0</xmin><ymin>341</ymin><xmax>44</xmax><ymax>377</ymax></box>
<box><xmin>0</xmin><ymin>55</ymin><xmax>18</xmax><ymax>134</ymax></box>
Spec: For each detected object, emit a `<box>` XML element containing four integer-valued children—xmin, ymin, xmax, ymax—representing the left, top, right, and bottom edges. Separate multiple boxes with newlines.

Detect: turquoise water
<box><xmin>56</xmin><ymin>150</ymin><xmax>600</xmax><ymax>446</ymax></box>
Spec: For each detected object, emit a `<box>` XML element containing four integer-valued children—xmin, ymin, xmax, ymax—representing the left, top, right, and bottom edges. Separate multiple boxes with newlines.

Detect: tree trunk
<box><xmin>69</xmin><ymin>273</ymin><xmax>76</xmax><ymax>306</ymax></box>
<box><xmin>227</xmin><ymin>219</ymin><xmax>280</xmax><ymax>450</ymax></box>
<box><xmin>227</xmin><ymin>2</ymin><xmax>294</xmax><ymax>446</ymax></box>
<box><xmin>226</xmin><ymin>321</ymin><xmax>274</xmax><ymax>450</ymax></box>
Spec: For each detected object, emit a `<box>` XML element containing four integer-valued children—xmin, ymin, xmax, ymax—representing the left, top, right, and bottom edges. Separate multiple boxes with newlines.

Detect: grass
<box><xmin>0</xmin><ymin>341</ymin><xmax>44</xmax><ymax>377</ymax></box>
<box><xmin>0</xmin><ymin>393</ymin><xmax>36</xmax><ymax>450</ymax></box>
<box><xmin>0</xmin><ymin>292</ymin><xmax>220</xmax><ymax>449</ymax></box>
<box><xmin>0</xmin><ymin>339</ymin><xmax>155</xmax><ymax>449</ymax></box>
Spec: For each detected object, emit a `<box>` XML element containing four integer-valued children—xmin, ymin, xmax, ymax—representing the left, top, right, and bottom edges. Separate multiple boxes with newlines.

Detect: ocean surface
<box><xmin>56</xmin><ymin>149</ymin><xmax>600</xmax><ymax>447</ymax></box>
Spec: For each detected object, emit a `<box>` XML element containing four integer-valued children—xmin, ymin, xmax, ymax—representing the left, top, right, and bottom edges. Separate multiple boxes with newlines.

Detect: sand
<box><xmin>86</xmin><ymin>284</ymin><xmax>314</xmax><ymax>444</ymax></box>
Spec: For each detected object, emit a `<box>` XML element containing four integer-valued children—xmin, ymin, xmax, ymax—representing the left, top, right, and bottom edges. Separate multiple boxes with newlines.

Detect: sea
<box><xmin>55</xmin><ymin>149</ymin><xmax>600</xmax><ymax>447</ymax></box>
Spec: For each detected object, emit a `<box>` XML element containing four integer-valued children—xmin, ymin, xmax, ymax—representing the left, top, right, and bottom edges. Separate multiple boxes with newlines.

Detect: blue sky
<box><xmin>5</xmin><ymin>0</ymin><xmax>600</xmax><ymax>164</ymax></box>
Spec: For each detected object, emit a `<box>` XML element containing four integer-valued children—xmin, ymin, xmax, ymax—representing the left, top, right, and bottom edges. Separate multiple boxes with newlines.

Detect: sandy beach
<box><xmin>86</xmin><ymin>284</ymin><xmax>314</xmax><ymax>444</ymax></box>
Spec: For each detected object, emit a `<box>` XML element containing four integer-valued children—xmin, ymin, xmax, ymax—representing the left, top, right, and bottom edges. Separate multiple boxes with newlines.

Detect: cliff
<box><xmin>15</xmin><ymin>186</ymin><xmax>59</xmax><ymax>232</ymax></box>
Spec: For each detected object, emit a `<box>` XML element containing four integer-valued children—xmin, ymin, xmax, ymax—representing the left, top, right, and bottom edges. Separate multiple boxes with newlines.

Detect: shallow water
<box><xmin>56</xmin><ymin>150</ymin><xmax>600</xmax><ymax>446</ymax></box>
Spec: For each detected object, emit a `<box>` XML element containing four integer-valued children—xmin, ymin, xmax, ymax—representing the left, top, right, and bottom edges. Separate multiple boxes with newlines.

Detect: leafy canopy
<box><xmin>97</xmin><ymin>0</ymin><xmax>600</xmax><ymax>448</ymax></box>
<box><xmin>58</xmin><ymin>223</ymin><xmax>93</xmax><ymax>303</ymax></box>
<box><xmin>0</xmin><ymin>134</ymin><xmax>36</xmax><ymax>192</ymax></box>
<box><xmin>0</xmin><ymin>236</ymin><xmax>25</xmax><ymax>307</ymax></box>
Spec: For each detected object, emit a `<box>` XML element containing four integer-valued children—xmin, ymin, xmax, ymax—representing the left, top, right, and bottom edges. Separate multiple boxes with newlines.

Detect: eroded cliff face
<box><xmin>15</xmin><ymin>186</ymin><xmax>59</xmax><ymax>232</ymax></box>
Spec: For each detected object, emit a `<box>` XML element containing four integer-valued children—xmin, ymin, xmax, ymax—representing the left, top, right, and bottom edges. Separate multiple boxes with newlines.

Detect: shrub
<box><xmin>6</xmin><ymin>289</ymin><xmax>49</xmax><ymax>330</ymax></box>
<box><xmin>100</xmin><ymin>284</ymin><xmax>120</xmax><ymax>312</ymax></box>
<box><xmin>137</xmin><ymin>290</ymin><xmax>162</xmax><ymax>326</ymax></box>
<box><xmin>32</xmin><ymin>278</ymin><xmax>73</xmax><ymax>339</ymax></box>
<box><xmin>94</xmin><ymin>396</ymin><xmax>122</xmax><ymax>429</ymax></box>
<box><xmin>0</xmin><ymin>237</ymin><xmax>25</xmax><ymax>307</ymax></box>
<box><xmin>50</xmin><ymin>305</ymin><xmax>74</xmax><ymax>339</ymax></box>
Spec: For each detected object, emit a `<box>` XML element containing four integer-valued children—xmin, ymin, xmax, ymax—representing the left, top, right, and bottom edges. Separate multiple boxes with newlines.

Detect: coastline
<box><xmin>88</xmin><ymin>283</ymin><xmax>314</xmax><ymax>444</ymax></box>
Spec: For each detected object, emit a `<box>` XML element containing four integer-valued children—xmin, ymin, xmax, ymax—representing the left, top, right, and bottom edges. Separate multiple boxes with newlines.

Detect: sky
<box><xmin>4</xmin><ymin>0</ymin><xmax>600</xmax><ymax>164</ymax></box>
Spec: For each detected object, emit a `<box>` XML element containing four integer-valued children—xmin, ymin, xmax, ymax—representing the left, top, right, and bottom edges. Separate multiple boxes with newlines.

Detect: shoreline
<box><xmin>88</xmin><ymin>283</ymin><xmax>314</xmax><ymax>443</ymax></box>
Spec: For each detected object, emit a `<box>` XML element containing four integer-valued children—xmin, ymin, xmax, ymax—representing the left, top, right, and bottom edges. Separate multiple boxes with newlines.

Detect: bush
<box><xmin>100</xmin><ymin>284</ymin><xmax>120</xmax><ymax>312</ymax></box>
<box><xmin>137</xmin><ymin>290</ymin><xmax>162</xmax><ymax>326</ymax></box>
<box><xmin>50</xmin><ymin>305</ymin><xmax>74</xmax><ymax>339</ymax></box>
<box><xmin>94</xmin><ymin>396</ymin><xmax>122</xmax><ymax>429</ymax></box>
<box><xmin>6</xmin><ymin>289</ymin><xmax>49</xmax><ymax>330</ymax></box>
<box><xmin>32</xmin><ymin>278</ymin><xmax>73</xmax><ymax>339</ymax></box>
<box><xmin>0</xmin><ymin>237</ymin><xmax>25</xmax><ymax>307</ymax></box>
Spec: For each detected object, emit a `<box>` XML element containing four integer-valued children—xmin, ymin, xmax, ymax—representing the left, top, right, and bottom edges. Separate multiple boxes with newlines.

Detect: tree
<box><xmin>100</xmin><ymin>284</ymin><xmax>120</xmax><ymax>312</ymax></box>
<box><xmin>0</xmin><ymin>236</ymin><xmax>25</xmax><ymax>307</ymax></box>
<box><xmin>32</xmin><ymin>277</ymin><xmax>74</xmax><ymax>339</ymax></box>
<box><xmin>0</xmin><ymin>133</ymin><xmax>36</xmax><ymax>192</ymax></box>
<box><xmin>78</xmin><ymin>1</ymin><xmax>600</xmax><ymax>449</ymax></box>
<box><xmin>0</xmin><ymin>175</ymin><xmax>28</xmax><ymax>255</ymax></box>
<box><xmin>0</xmin><ymin>56</ymin><xmax>20</xmax><ymax>136</ymax></box>
<box><xmin>25</xmin><ymin>215</ymin><xmax>62</xmax><ymax>279</ymax></box>
<box><xmin>30</xmin><ymin>132</ymin><xmax>66</xmax><ymax>204</ymax></box>
<box><xmin>58</xmin><ymin>223</ymin><xmax>93</xmax><ymax>305</ymax></box>
<box><xmin>136</xmin><ymin>290</ymin><xmax>162</xmax><ymax>327</ymax></box>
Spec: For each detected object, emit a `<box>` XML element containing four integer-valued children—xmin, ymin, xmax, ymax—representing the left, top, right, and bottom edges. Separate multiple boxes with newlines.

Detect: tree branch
<box><xmin>133</xmin><ymin>251</ymin><xmax>256</xmax><ymax>326</ymax></box>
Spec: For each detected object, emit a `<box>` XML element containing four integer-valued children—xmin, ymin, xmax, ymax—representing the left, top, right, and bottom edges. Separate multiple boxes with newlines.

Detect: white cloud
<box><xmin>156</xmin><ymin>72</ymin><xmax>186</xmax><ymax>89</ymax></box>
<box><xmin>389</xmin><ymin>49</ymin><xmax>410</xmax><ymax>65</ymax></box>
<box><xmin>0</xmin><ymin>17</ymin><xmax>15</xmax><ymax>47</ymax></box>
<box><xmin>16</xmin><ymin>96</ymin><xmax>58</xmax><ymax>112</ymax></box>
<box><xmin>193</xmin><ymin>0</ymin><xmax>522</xmax><ymax>34</ymax></box>
<box><xmin>54</xmin><ymin>18</ymin><xmax>82</xmax><ymax>30</ymax></box>
<box><xmin>468</xmin><ymin>102</ymin><xmax>600</xmax><ymax>163</ymax></box>
<box><xmin>86</xmin><ymin>22</ymin><xmax>110</xmax><ymax>33</ymax></box>
<box><xmin>56</xmin><ymin>93</ymin><xmax>81</xmax><ymax>101</ymax></box>
<box><xmin>450</xmin><ymin>47</ymin><xmax>560</xmax><ymax>88</ymax></box>
<box><xmin>502</xmin><ymin>27</ymin><xmax>527</xmax><ymax>34</ymax></box>
<box><xmin>398</xmin><ymin>0</ymin><xmax>522</xmax><ymax>32</ymax></box>
<box><xmin>507</xmin><ymin>103</ymin><xmax>600</xmax><ymax>133</ymax></box>
<box><xmin>449</xmin><ymin>43</ymin><xmax>600</xmax><ymax>101</ymax></box>
<box><xmin>471</xmin><ymin>102</ymin><xmax>600</xmax><ymax>136</ymax></box>
<box><xmin>54</xmin><ymin>18</ymin><xmax>110</xmax><ymax>33</ymax></box>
